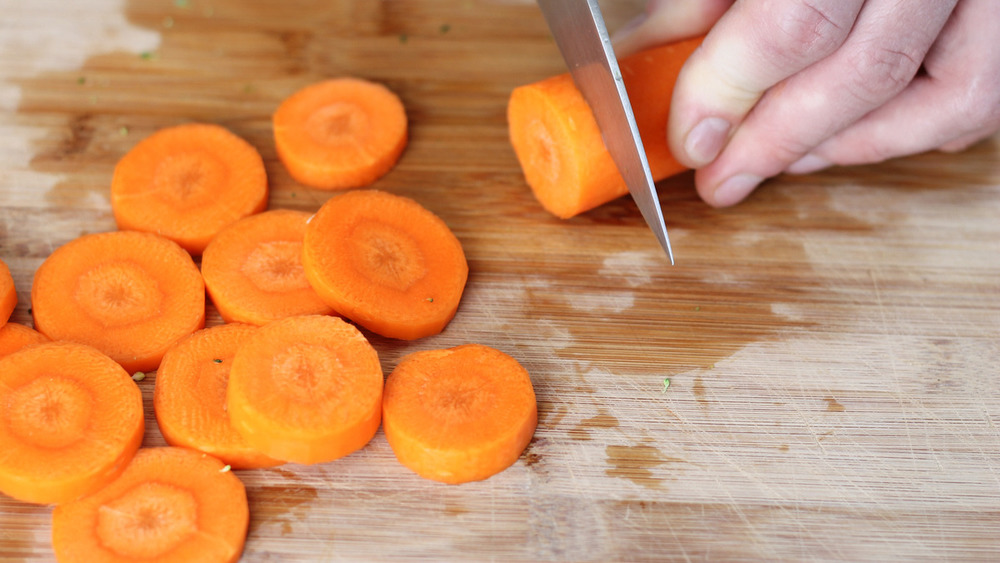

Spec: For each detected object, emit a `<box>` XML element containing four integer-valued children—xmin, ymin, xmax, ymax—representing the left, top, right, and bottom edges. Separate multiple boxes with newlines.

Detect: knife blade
<box><xmin>537</xmin><ymin>0</ymin><xmax>674</xmax><ymax>264</ymax></box>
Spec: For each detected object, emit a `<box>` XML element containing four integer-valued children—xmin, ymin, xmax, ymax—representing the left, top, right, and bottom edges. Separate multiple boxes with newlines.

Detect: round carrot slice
<box><xmin>31</xmin><ymin>230</ymin><xmax>205</xmax><ymax>373</ymax></box>
<box><xmin>201</xmin><ymin>209</ymin><xmax>333</xmax><ymax>325</ymax></box>
<box><xmin>382</xmin><ymin>344</ymin><xmax>537</xmax><ymax>484</ymax></box>
<box><xmin>111</xmin><ymin>123</ymin><xmax>268</xmax><ymax>255</ymax></box>
<box><xmin>273</xmin><ymin>77</ymin><xmax>408</xmax><ymax>189</ymax></box>
<box><xmin>0</xmin><ymin>322</ymin><xmax>49</xmax><ymax>360</ymax></box>
<box><xmin>302</xmin><ymin>189</ymin><xmax>468</xmax><ymax>340</ymax></box>
<box><xmin>0</xmin><ymin>342</ymin><xmax>143</xmax><ymax>505</ymax></box>
<box><xmin>226</xmin><ymin>315</ymin><xmax>383</xmax><ymax>465</ymax></box>
<box><xmin>1</xmin><ymin>258</ymin><xmax>16</xmax><ymax>325</ymax></box>
<box><xmin>154</xmin><ymin>324</ymin><xmax>282</xmax><ymax>470</ymax></box>
<box><xmin>51</xmin><ymin>447</ymin><xmax>249</xmax><ymax>563</ymax></box>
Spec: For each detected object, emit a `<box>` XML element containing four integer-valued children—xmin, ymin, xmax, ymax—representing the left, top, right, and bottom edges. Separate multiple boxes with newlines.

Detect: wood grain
<box><xmin>2</xmin><ymin>0</ymin><xmax>999</xmax><ymax>561</ymax></box>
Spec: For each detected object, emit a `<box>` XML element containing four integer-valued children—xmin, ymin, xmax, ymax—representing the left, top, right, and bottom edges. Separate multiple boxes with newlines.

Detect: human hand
<box><xmin>613</xmin><ymin>0</ymin><xmax>1000</xmax><ymax>207</ymax></box>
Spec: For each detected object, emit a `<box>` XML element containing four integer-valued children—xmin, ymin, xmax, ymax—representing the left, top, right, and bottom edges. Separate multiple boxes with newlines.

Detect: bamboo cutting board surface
<box><xmin>2</xmin><ymin>1</ymin><xmax>999</xmax><ymax>561</ymax></box>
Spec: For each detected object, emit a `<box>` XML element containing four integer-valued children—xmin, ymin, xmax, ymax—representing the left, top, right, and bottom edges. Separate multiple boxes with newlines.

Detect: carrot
<box><xmin>154</xmin><ymin>323</ymin><xmax>282</xmax><ymax>470</ymax></box>
<box><xmin>302</xmin><ymin>189</ymin><xmax>468</xmax><ymax>340</ymax></box>
<box><xmin>0</xmin><ymin>322</ymin><xmax>49</xmax><ymax>360</ymax></box>
<box><xmin>1</xmin><ymin>257</ymin><xmax>15</xmax><ymax>325</ymax></box>
<box><xmin>111</xmin><ymin>123</ymin><xmax>268</xmax><ymax>255</ymax></box>
<box><xmin>226</xmin><ymin>315</ymin><xmax>383</xmax><ymax>465</ymax></box>
<box><xmin>31</xmin><ymin>230</ymin><xmax>205</xmax><ymax>373</ymax></box>
<box><xmin>201</xmin><ymin>209</ymin><xmax>333</xmax><ymax>326</ymax></box>
<box><xmin>382</xmin><ymin>344</ymin><xmax>537</xmax><ymax>484</ymax></box>
<box><xmin>0</xmin><ymin>342</ymin><xmax>144</xmax><ymax>505</ymax></box>
<box><xmin>507</xmin><ymin>37</ymin><xmax>704</xmax><ymax>219</ymax></box>
<box><xmin>51</xmin><ymin>447</ymin><xmax>249</xmax><ymax>563</ymax></box>
<box><xmin>272</xmin><ymin>77</ymin><xmax>408</xmax><ymax>190</ymax></box>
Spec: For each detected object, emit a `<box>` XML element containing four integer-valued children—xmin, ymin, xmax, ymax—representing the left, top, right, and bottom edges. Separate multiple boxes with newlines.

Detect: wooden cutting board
<box><xmin>2</xmin><ymin>1</ymin><xmax>999</xmax><ymax>560</ymax></box>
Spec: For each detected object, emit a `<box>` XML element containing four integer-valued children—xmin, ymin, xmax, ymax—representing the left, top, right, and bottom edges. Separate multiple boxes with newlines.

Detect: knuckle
<box><xmin>771</xmin><ymin>0</ymin><xmax>851</xmax><ymax>62</ymax></box>
<box><xmin>844</xmin><ymin>44</ymin><xmax>923</xmax><ymax>104</ymax></box>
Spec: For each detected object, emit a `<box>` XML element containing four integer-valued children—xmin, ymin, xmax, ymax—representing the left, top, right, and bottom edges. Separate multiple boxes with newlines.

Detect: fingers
<box><xmin>612</xmin><ymin>0</ymin><xmax>733</xmax><ymax>57</ymax></box>
<box><xmin>692</xmin><ymin>0</ymin><xmax>959</xmax><ymax>207</ymax></box>
<box><xmin>787</xmin><ymin>0</ymin><xmax>1000</xmax><ymax>172</ymax></box>
<box><xmin>668</xmin><ymin>0</ymin><xmax>865</xmax><ymax>168</ymax></box>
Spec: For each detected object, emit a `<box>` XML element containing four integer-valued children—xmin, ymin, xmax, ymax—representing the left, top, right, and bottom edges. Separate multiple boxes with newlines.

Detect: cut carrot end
<box><xmin>31</xmin><ymin>230</ymin><xmax>206</xmax><ymax>373</ymax></box>
<box><xmin>111</xmin><ymin>123</ymin><xmax>268</xmax><ymax>255</ymax></box>
<box><xmin>51</xmin><ymin>447</ymin><xmax>249</xmax><ymax>563</ymax></box>
<box><xmin>273</xmin><ymin>78</ymin><xmax>408</xmax><ymax>190</ymax></box>
<box><xmin>226</xmin><ymin>315</ymin><xmax>383</xmax><ymax>464</ymax></box>
<box><xmin>507</xmin><ymin>37</ymin><xmax>702</xmax><ymax>218</ymax></box>
<box><xmin>382</xmin><ymin>344</ymin><xmax>537</xmax><ymax>484</ymax></box>
<box><xmin>302</xmin><ymin>189</ymin><xmax>468</xmax><ymax>340</ymax></box>
<box><xmin>0</xmin><ymin>342</ymin><xmax>144</xmax><ymax>505</ymax></box>
<box><xmin>0</xmin><ymin>323</ymin><xmax>49</xmax><ymax>360</ymax></box>
<box><xmin>202</xmin><ymin>209</ymin><xmax>333</xmax><ymax>326</ymax></box>
<box><xmin>0</xmin><ymin>258</ymin><xmax>16</xmax><ymax>325</ymax></box>
<box><xmin>154</xmin><ymin>324</ymin><xmax>283</xmax><ymax>470</ymax></box>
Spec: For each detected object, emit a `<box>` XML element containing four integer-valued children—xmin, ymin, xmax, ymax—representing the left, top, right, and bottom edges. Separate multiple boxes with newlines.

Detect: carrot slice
<box><xmin>31</xmin><ymin>230</ymin><xmax>205</xmax><ymax>373</ymax></box>
<box><xmin>273</xmin><ymin>78</ymin><xmax>408</xmax><ymax>190</ymax></box>
<box><xmin>382</xmin><ymin>344</ymin><xmax>537</xmax><ymax>484</ymax></box>
<box><xmin>201</xmin><ymin>209</ymin><xmax>333</xmax><ymax>325</ymax></box>
<box><xmin>507</xmin><ymin>37</ymin><xmax>703</xmax><ymax>218</ymax></box>
<box><xmin>154</xmin><ymin>323</ymin><xmax>282</xmax><ymax>470</ymax></box>
<box><xmin>302</xmin><ymin>189</ymin><xmax>468</xmax><ymax>340</ymax></box>
<box><xmin>0</xmin><ymin>322</ymin><xmax>49</xmax><ymax>360</ymax></box>
<box><xmin>111</xmin><ymin>123</ymin><xmax>268</xmax><ymax>255</ymax></box>
<box><xmin>0</xmin><ymin>342</ymin><xmax>143</xmax><ymax>505</ymax></box>
<box><xmin>226</xmin><ymin>315</ymin><xmax>382</xmax><ymax>465</ymax></box>
<box><xmin>51</xmin><ymin>447</ymin><xmax>249</xmax><ymax>563</ymax></box>
<box><xmin>1</xmin><ymin>257</ymin><xmax>15</xmax><ymax>325</ymax></box>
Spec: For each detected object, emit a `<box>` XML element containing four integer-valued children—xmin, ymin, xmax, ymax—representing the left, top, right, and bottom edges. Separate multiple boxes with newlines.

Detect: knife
<box><xmin>537</xmin><ymin>0</ymin><xmax>674</xmax><ymax>264</ymax></box>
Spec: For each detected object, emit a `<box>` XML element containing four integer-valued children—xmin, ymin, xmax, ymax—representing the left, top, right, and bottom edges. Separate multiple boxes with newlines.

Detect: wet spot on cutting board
<box><xmin>825</xmin><ymin>397</ymin><xmax>846</xmax><ymax>412</ymax></box>
<box><xmin>569</xmin><ymin>409</ymin><xmax>620</xmax><ymax>441</ymax></box>
<box><xmin>247</xmin><ymin>483</ymin><xmax>319</xmax><ymax>536</ymax></box>
<box><xmin>604</xmin><ymin>444</ymin><xmax>683</xmax><ymax>489</ymax></box>
<box><xmin>693</xmin><ymin>376</ymin><xmax>708</xmax><ymax>407</ymax></box>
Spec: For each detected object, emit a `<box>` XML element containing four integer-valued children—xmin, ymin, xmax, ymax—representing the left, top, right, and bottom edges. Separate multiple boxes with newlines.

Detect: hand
<box><xmin>614</xmin><ymin>0</ymin><xmax>1000</xmax><ymax>207</ymax></box>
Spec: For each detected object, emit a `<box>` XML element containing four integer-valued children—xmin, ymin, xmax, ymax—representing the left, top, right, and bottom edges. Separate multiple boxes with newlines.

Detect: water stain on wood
<box><xmin>569</xmin><ymin>409</ymin><xmax>620</xmax><ymax>441</ymax></box>
<box><xmin>693</xmin><ymin>376</ymin><xmax>708</xmax><ymax>407</ymax></box>
<box><xmin>825</xmin><ymin>397</ymin><xmax>846</xmax><ymax>412</ymax></box>
<box><xmin>247</xmin><ymin>483</ymin><xmax>320</xmax><ymax>536</ymax></box>
<box><xmin>604</xmin><ymin>444</ymin><xmax>683</xmax><ymax>489</ymax></box>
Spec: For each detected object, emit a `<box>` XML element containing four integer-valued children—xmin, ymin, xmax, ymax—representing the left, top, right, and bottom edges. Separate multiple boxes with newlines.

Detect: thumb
<box><xmin>612</xmin><ymin>0</ymin><xmax>732</xmax><ymax>58</ymax></box>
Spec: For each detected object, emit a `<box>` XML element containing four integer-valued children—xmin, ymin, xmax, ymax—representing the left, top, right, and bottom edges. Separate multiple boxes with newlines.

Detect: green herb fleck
<box><xmin>163</xmin><ymin>16</ymin><xmax>174</xmax><ymax>28</ymax></box>
<box><xmin>132</xmin><ymin>372</ymin><xmax>146</xmax><ymax>382</ymax></box>
<box><xmin>426</xmin><ymin>297</ymin><xmax>434</xmax><ymax>303</ymax></box>
<box><xmin>220</xmin><ymin>464</ymin><xmax>231</xmax><ymax>473</ymax></box>
<box><xmin>119</xmin><ymin>126</ymin><xmax>129</xmax><ymax>136</ymax></box>
<box><xmin>77</xmin><ymin>76</ymin><xmax>86</xmax><ymax>85</ymax></box>
<box><xmin>661</xmin><ymin>378</ymin><xmax>670</xmax><ymax>393</ymax></box>
<box><xmin>399</xmin><ymin>33</ymin><xmax>408</xmax><ymax>44</ymax></box>
<box><xmin>694</xmin><ymin>306</ymin><xmax>701</xmax><ymax>311</ymax></box>
<box><xmin>139</xmin><ymin>51</ymin><xmax>155</xmax><ymax>60</ymax></box>
<box><xmin>212</xmin><ymin>358</ymin><xmax>223</xmax><ymax>364</ymax></box>
<box><xmin>242</xmin><ymin>83</ymin><xmax>254</xmax><ymax>94</ymax></box>
<box><xmin>439</xmin><ymin>23</ymin><xmax>451</xmax><ymax>34</ymax></box>
<box><xmin>290</xmin><ymin>192</ymin><xmax>297</xmax><ymax>198</ymax></box>
<box><xmin>174</xmin><ymin>0</ymin><xmax>190</xmax><ymax>8</ymax></box>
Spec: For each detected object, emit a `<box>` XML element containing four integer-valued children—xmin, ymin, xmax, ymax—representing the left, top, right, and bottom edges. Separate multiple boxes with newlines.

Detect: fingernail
<box><xmin>712</xmin><ymin>174</ymin><xmax>762</xmax><ymax>207</ymax></box>
<box><xmin>684</xmin><ymin>117</ymin><xmax>731</xmax><ymax>166</ymax></box>
<box><xmin>787</xmin><ymin>154</ymin><xmax>831</xmax><ymax>175</ymax></box>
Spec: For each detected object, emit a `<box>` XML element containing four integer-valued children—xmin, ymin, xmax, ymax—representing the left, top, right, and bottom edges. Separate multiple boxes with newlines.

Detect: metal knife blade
<box><xmin>537</xmin><ymin>0</ymin><xmax>674</xmax><ymax>264</ymax></box>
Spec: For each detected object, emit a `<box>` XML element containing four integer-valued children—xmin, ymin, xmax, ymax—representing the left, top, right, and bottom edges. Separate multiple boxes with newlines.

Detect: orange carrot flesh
<box><xmin>111</xmin><ymin>123</ymin><xmax>268</xmax><ymax>255</ymax></box>
<box><xmin>272</xmin><ymin>78</ymin><xmax>408</xmax><ymax>190</ymax></box>
<box><xmin>0</xmin><ymin>342</ymin><xmax>143</xmax><ymax>505</ymax></box>
<box><xmin>201</xmin><ymin>209</ymin><xmax>333</xmax><ymax>326</ymax></box>
<box><xmin>302</xmin><ymin>189</ymin><xmax>468</xmax><ymax>340</ymax></box>
<box><xmin>0</xmin><ymin>322</ymin><xmax>49</xmax><ymax>360</ymax></box>
<box><xmin>154</xmin><ymin>324</ymin><xmax>282</xmax><ymax>470</ymax></box>
<box><xmin>382</xmin><ymin>344</ymin><xmax>537</xmax><ymax>484</ymax></box>
<box><xmin>507</xmin><ymin>37</ymin><xmax>703</xmax><ymax>219</ymax></box>
<box><xmin>31</xmin><ymin>230</ymin><xmax>205</xmax><ymax>373</ymax></box>
<box><xmin>226</xmin><ymin>315</ymin><xmax>383</xmax><ymax>464</ymax></box>
<box><xmin>51</xmin><ymin>447</ymin><xmax>249</xmax><ymax>563</ymax></box>
<box><xmin>1</xmin><ymin>258</ymin><xmax>16</xmax><ymax>325</ymax></box>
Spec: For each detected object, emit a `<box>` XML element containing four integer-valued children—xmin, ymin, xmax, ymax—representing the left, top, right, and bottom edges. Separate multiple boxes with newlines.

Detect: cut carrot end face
<box><xmin>226</xmin><ymin>315</ymin><xmax>383</xmax><ymax>465</ymax></box>
<box><xmin>273</xmin><ymin>78</ymin><xmax>408</xmax><ymax>190</ymax></box>
<box><xmin>111</xmin><ymin>123</ymin><xmax>268</xmax><ymax>255</ymax></box>
<box><xmin>31</xmin><ymin>230</ymin><xmax>206</xmax><ymax>373</ymax></box>
<box><xmin>0</xmin><ymin>323</ymin><xmax>49</xmax><ymax>360</ymax></box>
<box><xmin>382</xmin><ymin>344</ymin><xmax>537</xmax><ymax>484</ymax></box>
<box><xmin>0</xmin><ymin>342</ymin><xmax>144</xmax><ymax>505</ymax></box>
<box><xmin>507</xmin><ymin>37</ymin><xmax>702</xmax><ymax>218</ymax></box>
<box><xmin>51</xmin><ymin>447</ymin><xmax>249</xmax><ymax>563</ymax></box>
<box><xmin>154</xmin><ymin>324</ymin><xmax>283</xmax><ymax>470</ymax></box>
<box><xmin>1</xmin><ymin>258</ymin><xmax>16</xmax><ymax>325</ymax></box>
<box><xmin>302</xmin><ymin>189</ymin><xmax>468</xmax><ymax>340</ymax></box>
<box><xmin>201</xmin><ymin>209</ymin><xmax>333</xmax><ymax>326</ymax></box>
